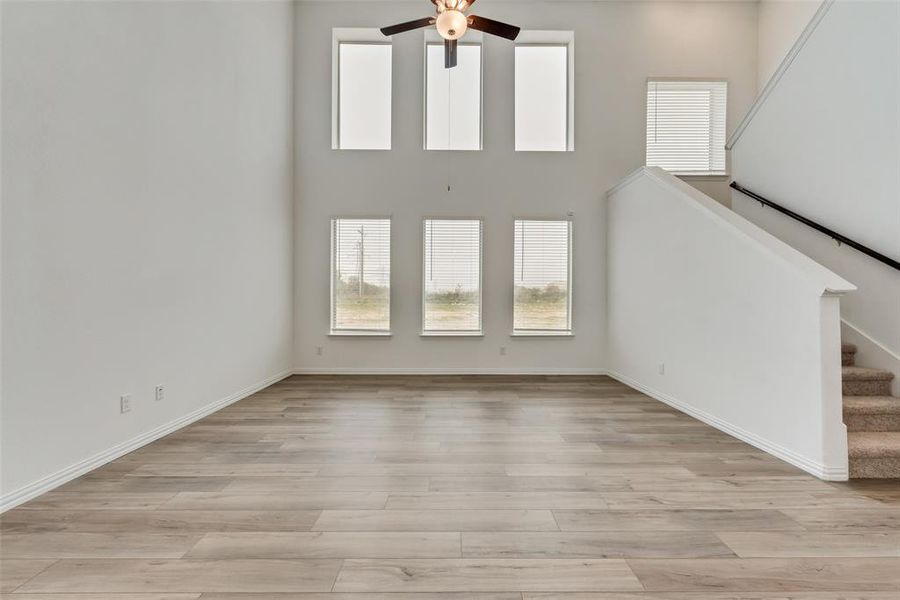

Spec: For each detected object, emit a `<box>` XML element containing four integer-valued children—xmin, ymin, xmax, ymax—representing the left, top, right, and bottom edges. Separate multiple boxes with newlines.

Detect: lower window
<box><xmin>422</xmin><ymin>218</ymin><xmax>483</xmax><ymax>334</ymax></box>
<box><xmin>513</xmin><ymin>219</ymin><xmax>572</xmax><ymax>334</ymax></box>
<box><xmin>331</xmin><ymin>218</ymin><xmax>391</xmax><ymax>334</ymax></box>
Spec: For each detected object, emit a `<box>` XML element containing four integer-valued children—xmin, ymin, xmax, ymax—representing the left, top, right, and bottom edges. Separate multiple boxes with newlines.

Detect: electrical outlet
<box><xmin>316</xmin><ymin>346</ymin><xmax>323</xmax><ymax>356</ymax></box>
<box><xmin>120</xmin><ymin>394</ymin><xmax>132</xmax><ymax>413</ymax></box>
<box><xmin>499</xmin><ymin>346</ymin><xmax>507</xmax><ymax>356</ymax></box>
<box><xmin>155</xmin><ymin>385</ymin><xmax>165</xmax><ymax>402</ymax></box>
<box><xmin>658</xmin><ymin>363</ymin><xmax>666</xmax><ymax>375</ymax></box>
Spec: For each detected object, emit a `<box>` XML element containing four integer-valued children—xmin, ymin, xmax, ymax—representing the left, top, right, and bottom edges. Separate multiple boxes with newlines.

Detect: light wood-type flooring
<box><xmin>2</xmin><ymin>374</ymin><xmax>900</xmax><ymax>598</ymax></box>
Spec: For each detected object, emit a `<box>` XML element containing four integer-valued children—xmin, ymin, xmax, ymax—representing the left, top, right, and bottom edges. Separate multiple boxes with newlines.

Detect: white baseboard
<box><xmin>0</xmin><ymin>368</ymin><xmax>293</xmax><ymax>513</ymax></box>
<box><xmin>292</xmin><ymin>367</ymin><xmax>608</xmax><ymax>375</ymax></box>
<box><xmin>606</xmin><ymin>370</ymin><xmax>849</xmax><ymax>481</ymax></box>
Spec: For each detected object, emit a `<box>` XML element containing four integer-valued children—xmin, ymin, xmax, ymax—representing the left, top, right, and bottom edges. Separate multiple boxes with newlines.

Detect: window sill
<box><xmin>674</xmin><ymin>173</ymin><xmax>730</xmax><ymax>180</ymax></box>
<box><xmin>329</xmin><ymin>331</ymin><xmax>392</xmax><ymax>337</ymax></box>
<box><xmin>511</xmin><ymin>331</ymin><xmax>574</xmax><ymax>338</ymax></box>
<box><xmin>420</xmin><ymin>331</ymin><xmax>484</xmax><ymax>337</ymax></box>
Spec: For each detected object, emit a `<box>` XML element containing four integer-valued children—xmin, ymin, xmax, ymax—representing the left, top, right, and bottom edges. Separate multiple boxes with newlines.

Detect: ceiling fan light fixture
<box><xmin>436</xmin><ymin>10</ymin><xmax>468</xmax><ymax>40</ymax></box>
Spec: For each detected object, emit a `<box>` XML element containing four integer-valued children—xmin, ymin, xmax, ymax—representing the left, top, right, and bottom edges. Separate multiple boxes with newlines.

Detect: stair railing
<box><xmin>730</xmin><ymin>181</ymin><xmax>900</xmax><ymax>272</ymax></box>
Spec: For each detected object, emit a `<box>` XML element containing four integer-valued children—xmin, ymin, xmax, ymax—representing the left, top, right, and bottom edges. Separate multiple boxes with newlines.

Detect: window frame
<box><xmin>423</xmin><ymin>30</ymin><xmax>484</xmax><ymax>151</ymax></box>
<box><xmin>514</xmin><ymin>31</ymin><xmax>575</xmax><ymax>152</ymax></box>
<box><xmin>511</xmin><ymin>217</ymin><xmax>574</xmax><ymax>337</ymax></box>
<box><xmin>332</xmin><ymin>29</ymin><xmax>392</xmax><ymax>151</ymax></box>
<box><xmin>329</xmin><ymin>216</ymin><xmax>393</xmax><ymax>336</ymax></box>
<box><xmin>420</xmin><ymin>217</ymin><xmax>485</xmax><ymax>336</ymax></box>
<box><xmin>645</xmin><ymin>77</ymin><xmax>728</xmax><ymax>177</ymax></box>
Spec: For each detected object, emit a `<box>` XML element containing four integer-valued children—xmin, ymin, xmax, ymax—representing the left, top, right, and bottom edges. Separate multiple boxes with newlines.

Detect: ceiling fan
<box><xmin>380</xmin><ymin>0</ymin><xmax>520</xmax><ymax>69</ymax></box>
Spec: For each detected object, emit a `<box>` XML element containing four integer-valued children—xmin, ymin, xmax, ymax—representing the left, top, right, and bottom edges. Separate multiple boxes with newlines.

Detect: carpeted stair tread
<box><xmin>844</xmin><ymin>396</ymin><xmax>900</xmax><ymax>414</ymax></box>
<box><xmin>844</xmin><ymin>396</ymin><xmax>900</xmax><ymax>432</ymax></box>
<box><xmin>842</xmin><ymin>366</ymin><xmax>895</xmax><ymax>381</ymax></box>
<box><xmin>848</xmin><ymin>432</ymin><xmax>900</xmax><ymax>458</ymax></box>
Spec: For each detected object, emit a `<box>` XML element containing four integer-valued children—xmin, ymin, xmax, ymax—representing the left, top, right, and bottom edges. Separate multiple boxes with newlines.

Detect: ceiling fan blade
<box><xmin>445</xmin><ymin>39</ymin><xmax>458</xmax><ymax>69</ymax></box>
<box><xmin>380</xmin><ymin>17</ymin><xmax>435</xmax><ymax>37</ymax></box>
<box><xmin>466</xmin><ymin>15</ymin><xmax>520</xmax><ymax>41</ymax></box>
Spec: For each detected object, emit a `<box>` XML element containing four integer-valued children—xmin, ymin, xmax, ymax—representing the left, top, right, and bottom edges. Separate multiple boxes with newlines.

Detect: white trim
<box><xmin>420</xmin><ymin>331</ymin><xmax>484</xmax><ymax>337</ymax></box>
<box><xmin>842</xmin><ymin>318</ymin><xmax>900</xmax><ymax>363</ymax></box>
<box><xmin>0</xmin><ymin>369</ymin><xmax>294</xmax><ymax>513</ymax></box>
<box><xmin>294</xmin><ymin>367</ymin><xmax>606</xmax><ymax>375</ymax></box>
<box><xmin>842</xmin><ymin>317</ymin><xmax>900</xmax><ymax>396</ymax></box>
<box><xmin>606</xmin><ymin>369</ymin><xmax>848</xmax><ymax>481</ymax></box>
<box><xmin>726</xmin><ymin>0</ymin><xmax>833</xmax><ymax>150</ymax></box>
<box><xmin>510</xmin><ymin>331</ymin><xmax>574</xmax><ymax>338</ymax></box>
<box><xmin>329</xmin><ymin>331</ymin><xmax>392</xmax><ymax>337</ymax></box>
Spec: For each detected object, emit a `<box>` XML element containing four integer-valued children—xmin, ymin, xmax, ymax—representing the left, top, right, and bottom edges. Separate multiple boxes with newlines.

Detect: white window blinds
<box><xmin>338</xmin><ymin>42</ymin><xmax>392</xmax><ymax>150</ymax></box>
<box><xmin>514</xmin><ymin>220</ymin><xmax>572</xmax><ymax>333</ymax></box>
<box><xmin>423</xmin><ymin>219</ymin><xmax>482</xmax><ymax>333</ymax></box>
<box><xmin>646</xmin><ymin>80</ymin><xmax>727</xmax><ymax>175</ymax></box>
<box><xmin>331</xmin><ymin>218</ymin><xmax>391</xmax><ymax>332</ymax></box>
<box><xmin>515</xmin><ymin>45</ymin><xmax>568</xmax><ymax>152</ymax></box>
<box><xmin>426</xmin><ymin>43</ymin><xmax>482</xmax><ymax>150</ymax></box>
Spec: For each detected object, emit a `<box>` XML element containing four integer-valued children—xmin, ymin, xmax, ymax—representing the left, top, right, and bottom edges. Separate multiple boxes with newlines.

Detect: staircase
<box><xmin>842</xmin><ymin>343</ymin><xmax>900</xmax><ymax>478</ymax></box>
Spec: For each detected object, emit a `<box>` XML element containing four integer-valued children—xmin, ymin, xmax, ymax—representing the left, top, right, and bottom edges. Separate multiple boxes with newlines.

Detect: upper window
<box><xmin>423</xmin><ymin>219</ymin><xmax>482</xmax><ymax>334</ymax></box>
<box><xmin>425</xmin><ymin>40</ymin><xmax>482</xmax><ymax>150</ymax></box>
<box><xmin>646</xmin><ymin>80</ymin><xmax>727</xmax><ymax>175</ymax></box>
<box><xmin>331</xmin><ymin>218</ymin><xmax>391</xmax><ymax>334</ymax></box>
<box><xmin>515</xmin><ymin>32</ymin><xmax>574</xmax><ymax>152</ymax></box>
<box><xmin>333</xmin><ymin>32</ymin><xmax>392</xmax><ymax>150</ymax></box>
<box><xmin>513</xmin><ymin>219</ymin><xmax>572</xmax><ymax>334</ymax></box>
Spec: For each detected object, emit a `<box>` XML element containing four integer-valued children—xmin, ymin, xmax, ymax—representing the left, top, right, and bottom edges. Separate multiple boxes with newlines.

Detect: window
<box><xmin>646</xmin><ymin>80</ymin><xmax>727</xmax><ymax>175</ymax></box>
<box><xmin>331</xmin><ymin>218</ymin><xmax>391</xmax><ymax>334</ymax></box>
<box><xmin>334</xmin><ymin>32</ymin><xmax>391</xmax><ymax>150</ymax></box>
<box><xmin>425</xmin><ymin>40</ymin><xmax>482</xmax><ymax>150</ymax></box>
<box><xmin>422</xmin><ymin>219</ymin><xmax>482</xmax><ymax>334</ymax></box>
<box><xmin>515</xmin><ymin>32</ymin><xmax>574</xmax><ymax>151</ymax></box>
<box><xmin>513</xmin><ymin>219</ymin><xmax>572</xmax><ymax>334</ymax></box>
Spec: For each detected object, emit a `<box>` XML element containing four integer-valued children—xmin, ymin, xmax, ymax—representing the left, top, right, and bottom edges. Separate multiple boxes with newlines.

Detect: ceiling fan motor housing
<box><xmin>436</xmin><ymin>10</ymin><xmax>468</xmax><ymax>40</ymax></box>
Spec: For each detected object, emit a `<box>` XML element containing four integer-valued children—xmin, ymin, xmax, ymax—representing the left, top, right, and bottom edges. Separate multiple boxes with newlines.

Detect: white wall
<box><xmin>294</xmin><ymin>0</ymin><xmax>758</xmax><ymax>373</ymax></box>
<box><xmin>1</xmin><ymin>0</ymin><xmax>295</xmax><ymax>508</ymax></box>
<box><xmin>757</xmin><ymin>0</ymin><xmax>822</xmax><ymax>90</ymax></box>
<box><xmin>731</xmin><ymin>0</ymin><xmax>900</xmax><ymax>372</ymax></box>
<box><xmin>607</xmin><ymin>168</ymin><xmax>853</xmax><ymax>479</ymax></box>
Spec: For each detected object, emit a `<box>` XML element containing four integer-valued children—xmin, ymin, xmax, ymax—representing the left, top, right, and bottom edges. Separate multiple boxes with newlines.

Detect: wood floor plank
<box><xmin>0</xmin><ymin>559</ymin><xmax>56</xmax><ymax>593</ymax></box>
<box><xmin>715</xmin><ymin>531</ymin><xmax>900</xmax><ymax>557</ymax></box>
<box><xmin>0</xmin><ymin>532</ymin><xmax>200</xmax><ymax>559</ymax></box>
<box><xmin>161</xmin><ymin>491</ymin><xmax>388</xmax><ymax>510</ymax></box>
<box><xmin>626</xmin><ymin>558</ymin><xmax>900</xmax><ymax>591</ymax></box>
<box><xmin>127</xmin><ymin>464</ymin><xmax>322</xmax><ymax>477</ymax></box>
<box><xmin>0</xmin><ymin>595</ymin><xmax>200</xmax><ymax>600</ymax></box>
<box><xmin>17</xmin><ymin>559</ymin><xmax>343</xmax><ymax>593</ymax></box>
<box><xmin>427</xmin><ymin>476</ymin><xmax>629</xmax><ymax>493</ymax></box>
<box><xmin>553</xmin><ymin>509</ymin><xmax>803</xmax><ymax>531</ymax></box>
<box><xmin>385</xmin><ymin>492</ymin><xmax>609</xmax><ymax>510</ymax></box>
<box><xmin>461</xmin><ymin>531</ymin><xmax>735</xmax><ymax>558</ymax></box>
<box><xmin>186</xmin><ymin>532</ymin><xmax>461</xmax><ymax>558</ymax></box>
<box><xmin>311</xmin><ymin>509</ymin><xmax>559</xmax><ymax>531</ymax></box>
<box><xmin>780</xmin><ymin>507</ymin><xmax>900</xmax><ymax>531</ymax></box>
<box><xmin>15</xmin><ymin>492</ymin><xmax>177</xmax><ymax>510</ymax></box>
<box><xmin>196</xmin><ymin>595</ymin><xmax>520</xmax><ymax>600</ymax></box>
<box><xmin>522</xmin><ymin>593</ymin><xmax>900</xmax><ymax>599</ymax></box>
<box><xmin>223</xmin><ymin>476</ymin><xmax>429</xmax><ymax>492</ymax></box>
<box><xmin>332</xmin><ymin>558</ymin><xmax>643</xmax><ymax>592</ymax></box>
<box><xmin>318</xmin><ymin>463</ymin><xmax>507</xmax><ymax>476</ymax></box>
<box><xmin>0</xmin><ymin>510</ymin><xmax>321</xmax><ymax>533</ymax></box>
